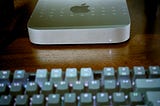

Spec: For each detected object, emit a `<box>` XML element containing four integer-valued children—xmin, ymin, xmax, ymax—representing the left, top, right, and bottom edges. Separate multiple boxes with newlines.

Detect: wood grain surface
<box><xmin>0</xmin><ymin>0</ymin><xmax>160</xmax><ymax>72</ymax></box>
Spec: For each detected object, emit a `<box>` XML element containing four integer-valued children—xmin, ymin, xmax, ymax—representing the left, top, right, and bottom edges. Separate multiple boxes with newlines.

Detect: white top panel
<box><xmin>28</xmin><ymin>0</ymin><xmax>130</xmax><ymax>29</ymax></box>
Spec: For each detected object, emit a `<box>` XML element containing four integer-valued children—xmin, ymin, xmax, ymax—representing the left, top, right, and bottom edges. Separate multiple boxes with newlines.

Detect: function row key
<box><xmin>0</xmin><ymin>66</ymin><xmax>159</xmax><ymax>83</ymax></box>
<box><xmin>35</xmin><ymin>68</ymin><xmax>94</xmax><ymax>86</ymax></box>
<box><xmin>0</xmin><ymin>70</ymin><xmax>28</xmax><ymax>85</ymax></box>
<box><xmin>148</xmin><ymin>66</ymin><xmax>160</xmax><ymax>78</ymax></box>
<box><xmin>133</xmin><ymin>66</ymin><xmax>146</xmax><ymax>79</ymax></box>
<box><xmin>133</xmin><ymin>66</ymin><xmax>160</xmax><ymax>79</ymax></box>
<box><xmin>35</xmin><ymin>69</ymin><xmax>48</xmax><ymax>87</ymax></box>
<box><xmin>0</xmin><ymin>70</ymin><xmax>11</xmax><ymax>84</ymax></box>
<box><xmin>103</xmin><ymin>66</ymin><xmax>160</xmax><ymax>80</ymax></box>
<box><xmin>50</xmin><ymin>68</ymin><xmax>63</xmax><ymax>83</ymax></box>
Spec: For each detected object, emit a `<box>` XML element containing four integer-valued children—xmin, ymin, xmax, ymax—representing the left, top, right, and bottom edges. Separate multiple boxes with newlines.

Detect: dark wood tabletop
<box><xmin>0</xmin><ymin>0</ymin><xmax>160</xmax><ymax>72</ymax></box>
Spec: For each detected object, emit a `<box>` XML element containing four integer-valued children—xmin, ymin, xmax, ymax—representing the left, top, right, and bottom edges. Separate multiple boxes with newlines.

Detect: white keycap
<box><xmin>80</xmin><ymin>68</ymin><xmax>93</xmax><ymax>83</ymax></box>
<box><xmin>65</xmin><ymin>68</ymin><xmax>77</xmax><ymax>83</ymax></box>
<box><xmin>35</xmin><ymin>69</ymin><xmax>48</xmax><ymax>87</ymax></box>
<box><xmin>50</xmin><ymin>68</ymin><xmax>62</xmax><ymax>84</ymax></box>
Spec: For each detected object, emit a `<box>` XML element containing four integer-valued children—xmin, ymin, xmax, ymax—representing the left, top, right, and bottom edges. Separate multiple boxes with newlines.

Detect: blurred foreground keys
<box><xmin>0</xmin><ymin>66</ymin><xmax>159</xmax><ymax>106</ymax></box>
<box><xmin>146</xmin><ymin>91</ymin><xmax>160</xmax><ymax>106</ymax></box>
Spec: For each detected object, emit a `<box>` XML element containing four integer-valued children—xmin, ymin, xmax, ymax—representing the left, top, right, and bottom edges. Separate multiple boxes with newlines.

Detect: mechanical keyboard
<box><xmin>0</xmin><ymin>66</ymin><xmax>160</xmax><ymax>106</ymax></box>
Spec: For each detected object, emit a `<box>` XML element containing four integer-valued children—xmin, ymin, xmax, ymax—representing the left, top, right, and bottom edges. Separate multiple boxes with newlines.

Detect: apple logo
<box><xmin>70</xmin><ymin>3</ymin><xmax>90</xmax><ymax>13</ymax></box>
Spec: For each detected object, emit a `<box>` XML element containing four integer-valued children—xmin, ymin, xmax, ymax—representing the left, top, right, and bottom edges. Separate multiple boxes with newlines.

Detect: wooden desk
<box><xmin>0</xmin><ymin>0</ymin><xmax>160</xmax><ymax>72</ymax></box>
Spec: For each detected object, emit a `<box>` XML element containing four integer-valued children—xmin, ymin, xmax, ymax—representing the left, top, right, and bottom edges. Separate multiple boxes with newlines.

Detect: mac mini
<box><xmin>28</xmin><ymin>0</ymin><xmax>130</xmax><ymax>44</ymax></box>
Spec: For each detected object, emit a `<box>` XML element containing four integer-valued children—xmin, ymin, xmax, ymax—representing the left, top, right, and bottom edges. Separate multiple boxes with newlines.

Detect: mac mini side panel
<box><xmin>28</xmin><ymin>0</ymin><xmax>130</xmax><ymax>44</ymax></box>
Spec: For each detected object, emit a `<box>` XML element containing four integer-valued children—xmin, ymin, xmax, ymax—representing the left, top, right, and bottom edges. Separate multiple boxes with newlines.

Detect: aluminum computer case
<box><xmin>28</xmin><ymin>0</ymin><xmax>130</xmax><ymax>44</ymax></box>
